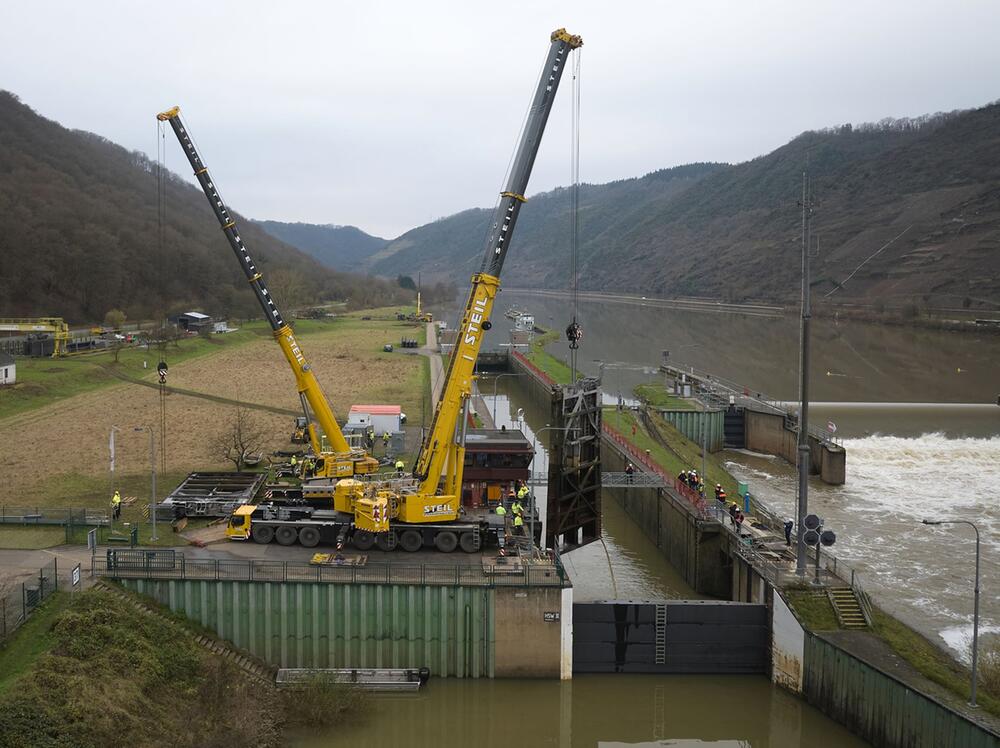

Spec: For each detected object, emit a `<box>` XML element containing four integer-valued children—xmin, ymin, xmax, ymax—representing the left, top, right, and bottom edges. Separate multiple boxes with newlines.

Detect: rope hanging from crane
<box><xmin>565</xmin><ymin>48</ymin><xmax>583</xmax><ymax>380</ymax></box>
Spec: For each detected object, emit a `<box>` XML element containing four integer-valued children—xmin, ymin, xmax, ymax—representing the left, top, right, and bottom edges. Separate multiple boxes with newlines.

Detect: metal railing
<box><xmin>0</xmin><ymin>505</ymin><xmax>109</xmax><ymax>526</ymax></box>
<box><xmin>0</xmin><ymin>559</ymin><xmax>58</xmax><ymax>643</ymax></box>
<box><xmin>665</xmin><ymin>361</ymin><xmax>843</xmax><ymax>446</ymax></box>
<box><xmin>601</xmin><ymin>422</ymin><xmax>711</xmax><ymax>519</ymax></box>
<box><xmin>91</xmin><ymin>551</ymin><xmax>570</xmax><ymax>588</ymax></box>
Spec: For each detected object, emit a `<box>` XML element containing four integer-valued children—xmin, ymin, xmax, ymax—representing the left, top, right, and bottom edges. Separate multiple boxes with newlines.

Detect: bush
<box><xmin>979</xmin><ymin>635</ymin><xmax>1000</xmax><ymax>698</ymax></box>
<box><xmin>280</xmin><ymin>676</ymin><xmax>368</xmax><ymax>728</ymax></box>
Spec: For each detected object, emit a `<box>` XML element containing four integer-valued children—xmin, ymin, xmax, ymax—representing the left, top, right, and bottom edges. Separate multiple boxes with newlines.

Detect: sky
<box><xmin>2</xmin><ymin>1</ymin><xmax>998</xmax><ymax>238</ymax></box>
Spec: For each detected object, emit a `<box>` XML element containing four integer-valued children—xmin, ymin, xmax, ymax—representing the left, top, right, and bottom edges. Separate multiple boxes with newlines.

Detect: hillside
<box><xmin>256</xmin><ymin>220</ymin><xmax>388</xmax><ymax>270</ymax></box>
<box><xmin>0</xmin><ymin>91</ymin><xmax>410</xmax><ymax>323</ymax></box>
<box><xmin>355</xmin><ymin>104</ymin><xmax>1000</xmax><ymax>308</ymax></box>
<box><xmin>368</xmin><ymin>163</ymin><xmax>725</xmax><ymax>287</ymax></box>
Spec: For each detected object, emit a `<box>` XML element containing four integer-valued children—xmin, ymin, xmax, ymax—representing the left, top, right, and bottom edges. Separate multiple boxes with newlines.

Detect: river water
<box><xmin>487</xmin><ymin>291</ymin><xmax>1000</xmax><ymax>658</ymax></box>
<box><xmin>299</xmin><ymin>358</ymin><xmax>868</xmax><ymax>748</ymax></box>
<box><xmin>301</xmin><ymin>293</ymin><xmax>998</xmax><ymax>746</ymax></box>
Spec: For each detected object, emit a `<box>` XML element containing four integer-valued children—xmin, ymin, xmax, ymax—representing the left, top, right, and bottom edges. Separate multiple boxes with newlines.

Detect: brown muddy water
<box><xmin>486</xmin><ymin>291</ymin><xmax>1000</xmax><ymax>659</ymax></box>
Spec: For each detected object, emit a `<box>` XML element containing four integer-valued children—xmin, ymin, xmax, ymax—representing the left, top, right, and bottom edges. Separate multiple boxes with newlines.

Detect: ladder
<box><xmin>654</xmin><ymin>604</ymin><xmax>667</xmax><ymax>664</ymax></box>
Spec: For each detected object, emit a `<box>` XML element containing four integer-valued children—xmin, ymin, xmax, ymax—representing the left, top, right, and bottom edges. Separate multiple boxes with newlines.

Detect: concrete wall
<box><xmin>659</xmin><ymin>409</ymin><xmax>724</xmax><ymax>452</ymax></box>
<box><xmin>493</xmin><ymin>586</ymin><xmax>568</xmax><ymax>678</ymax></box>
<box><xmin>603</xmin><ymin>441</ymin><xmax>729</xmax><ymax>598</ymax></box>
<box><xmin>804</xmin><ymin>633</ymin><xmax>1000</xmax><ymax>748</ymax></box>
<box><xmin>772</xmin><ymin>591</ymin><xmax>805</xmax><ymax>692</ymax></box>
<box><xmin>744</xmin><ymin>410</ymin><xmax>845</xmax><ymax>485</ymax></box>
<box><xmin>123</xmin><ymin>578</ymin><xmax>572</xmax><ymax>679</ymax></box>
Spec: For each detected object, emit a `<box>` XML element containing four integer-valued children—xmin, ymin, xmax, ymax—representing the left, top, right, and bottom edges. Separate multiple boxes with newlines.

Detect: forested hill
<box><xmin>359</xmin><ymin>103</ymin><xmax>1000</xmax><ymax>308</ymax></box>
<box><xmin>367</xmin><ymin>163</ymin><xmax>726</xmax><ymax>287</ymax></box>
<box><xmin>0</xmin><ymin>91</ymin><xmax>409</xmax><ymax>323</ymax></box>
<box><xmin>256</xmin><ymin>221</ymin><xmax>388</xmax><ymax>271</ymax></box>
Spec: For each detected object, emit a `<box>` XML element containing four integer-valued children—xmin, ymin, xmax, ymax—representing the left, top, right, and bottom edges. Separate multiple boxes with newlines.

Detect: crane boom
<box><xmin>156</xmin><ymin>107</ymin><xmax>352</xmax><ymax>456</ymax></box>
<box><xmin>413</xmin><ymin>28</ymin><xmax>582</xmax><ymax>504</ymax></box>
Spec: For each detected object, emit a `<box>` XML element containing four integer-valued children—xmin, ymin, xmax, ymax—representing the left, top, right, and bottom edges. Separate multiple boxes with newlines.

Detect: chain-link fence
<box><xmin>0</xmin><ymin>559</ymin><xmax>58</xmax><ymax>643</ymax></box>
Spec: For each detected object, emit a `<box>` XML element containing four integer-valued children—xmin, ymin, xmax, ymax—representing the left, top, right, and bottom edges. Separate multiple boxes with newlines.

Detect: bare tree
<box><xmin>216</xmin><ymin>405</ymin><xmax>267</xmax><ymax>472</ymax></box>
<box><xmin>110</xmin><ymin>337</ymin><xmax>126</xmax><ymax>363</ymax></box>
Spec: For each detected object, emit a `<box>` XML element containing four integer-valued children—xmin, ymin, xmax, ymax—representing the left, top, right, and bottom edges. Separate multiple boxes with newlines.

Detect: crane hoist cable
<box><xmin>565</xmin><ymin>48</ymin><xmax>583</xmax><ymax>379</ymax></box>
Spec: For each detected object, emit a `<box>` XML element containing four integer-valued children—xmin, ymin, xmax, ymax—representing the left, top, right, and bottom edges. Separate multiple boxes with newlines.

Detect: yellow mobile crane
<box><xmin>228</xmin><ymin>28</ymin><xmax>582</xmax><ymax>551</ymax></box>
<box><xmin>156</xmin><ymin>107</ymin><xmax>378</xmax><ymax>479</ymax></box>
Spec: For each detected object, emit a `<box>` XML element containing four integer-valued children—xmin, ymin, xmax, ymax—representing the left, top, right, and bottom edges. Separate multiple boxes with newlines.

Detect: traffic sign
<box><xmin>804</xmin><ymin>513</ymin><xmax>821</xmax><ymax>531</ymax></box>
<box><xmin>820</xmin><ymin>530</ymin><xmax>837</xmax><ymax>547</ymax></box>
<box><xmin>803</xmin><ymin>529</ymin><xmax>820</xmax><ymax>546</ymax></box>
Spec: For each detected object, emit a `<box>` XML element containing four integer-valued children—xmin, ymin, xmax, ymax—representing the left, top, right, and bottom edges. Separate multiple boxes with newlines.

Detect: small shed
<box><xmin>0</xmin><ymin>352</ymin><xmax>15</xmax><ymax>385</ymax></box>
<box><xmin>170</xmin><ymin>311</ymin><xmax>213</xmax><ymax>332</ymax></box>
<box><xmin>347</xmin><ymin>405</ymin><xmax>402</xmax><ymax>435</ymax></box>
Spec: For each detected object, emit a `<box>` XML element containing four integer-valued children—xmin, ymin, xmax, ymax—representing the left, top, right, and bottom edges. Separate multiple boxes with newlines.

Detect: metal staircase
<box><xmin>828</xmin><ymin>586</ymin><xmax>871</xmax><ymax>629</ymax></box>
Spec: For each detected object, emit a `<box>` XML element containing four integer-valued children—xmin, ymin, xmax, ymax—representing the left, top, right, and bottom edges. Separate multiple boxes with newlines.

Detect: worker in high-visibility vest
<box><xmin>513</xmin><ymin>514</ymin><xmax>525</xmax><ymax>534</ymax></box>
<box><xmin>510</xmin><ymin>499</ymin><xmax>524</xmax><ymax>518</ymax></box>
<box><xmin>110</xmin><ymin>489</ymin><xmax>122</xmax><ymax>520</ymax></box>
<box><xmin>395</xmin><ymin>459</ymin><xmax>405</xmax><ymax>477</ymax></box>
<box><xmin>517</xmin><ymin>484</ymin><xmax>529</xmax><ymax>501</ymax></box>
<box><xmin>495</xmin><ymin>503</ymin><xmax>507</xmax><ymax>517</ymax></box>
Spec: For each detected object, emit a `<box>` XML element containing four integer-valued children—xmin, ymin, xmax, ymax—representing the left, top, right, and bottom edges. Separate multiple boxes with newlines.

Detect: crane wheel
<box><xmin>459</xmin><ymin>531</ymin><xmax>481</xmax><ymax>553</ymax></box>
<box><xmin>375</xmin><ymin>531</ymin><xmax>398</xmax><ymax>552</ymax></box>
<box><xmin>275</xmin><ymin>526</ymin><xmax>298</xmax><ymax>546</ymax></box>
<box><xmin>298</xmin><ymin>527</ymin><xmax>320</xmax><ymax>548</ymax></box>
<box><xmin>251</xmin><ymin>525</ymin><xmax>274</xmax><ymax>544</ymax></box>
<box><xmin>399</xmin><ymin>530</ymin><xmax>423</xmax><ymax>552</ymax></box>
<box><xmin>434</xmin><ymin>531</ymin><xmax>458</xmax><ymax>553</ymax></box>
<box><xmin>352</xmin><ymin>530</ymin><xmax>376</xmax><ymax>551</ymax></box>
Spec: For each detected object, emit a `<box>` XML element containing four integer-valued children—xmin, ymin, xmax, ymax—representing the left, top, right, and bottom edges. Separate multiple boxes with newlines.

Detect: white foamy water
<box><xmin>727</xmin><ymin>432</ymin><xmax>1000</xmax><ymax>654</ymax></box>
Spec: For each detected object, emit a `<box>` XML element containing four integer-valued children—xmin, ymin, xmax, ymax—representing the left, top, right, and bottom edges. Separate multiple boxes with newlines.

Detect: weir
<box><xmin>661</xmin><ymin>362</ymin><xmax>847</xmax><ymax>485</ymax></box>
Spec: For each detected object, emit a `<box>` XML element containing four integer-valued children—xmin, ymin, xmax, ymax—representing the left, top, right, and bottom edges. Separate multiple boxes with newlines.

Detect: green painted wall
<box><xmin>659</xmin><ymin>409</ymin><xmax>724</xmax><ymax>452</ymax></box>
<box><xmin>804</xmin><ymin>634</ymin><xmax>1000</xmax><ymax>748</ymax></box>
<box><xmin>124</xmin><ymin>579</ymin><xmax>495</xmax><ymax>678</ymax></box>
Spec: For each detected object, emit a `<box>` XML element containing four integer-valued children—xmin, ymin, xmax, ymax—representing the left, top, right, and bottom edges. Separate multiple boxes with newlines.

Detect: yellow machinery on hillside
<box><xmin>225</xmin><ymin>28</ymin><xmax>583</xmax><ymax>552</ymax></box>
<box><xmin>156</xmin><ymin>107</ymin><xmax>378</xmax><ymax>480</ymax></box>
<box><xmin>0</xmin><ymin>318</ymin><xmax>70</xmax><ymax>357</ymax></box>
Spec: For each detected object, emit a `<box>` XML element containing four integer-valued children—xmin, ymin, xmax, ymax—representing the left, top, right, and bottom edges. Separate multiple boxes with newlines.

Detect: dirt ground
<box><xmin>162</xmin><ymin>322</ymin><xmax>424</xmax><ymax>420</ymax></box>
<box><xmin>0</xmin><ymin>318</ymin><xmax>426</xmax><ymax>508</ymax></box>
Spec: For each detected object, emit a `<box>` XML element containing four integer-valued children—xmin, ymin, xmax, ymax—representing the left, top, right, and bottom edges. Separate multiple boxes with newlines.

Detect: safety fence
<box><xmin>0</xmin><ymin>559</ymin><xmax>58</xmax><ymax>644</ymax></box>
<box><xmin>510</xmin><ymin>350</ymin><xmax>557</xmax><ymax>387</ymax></box>
<box><xmin>92</xmin><ymin>550</ymin><xmax>571</xmax><ymax>588</ymax></box>
<box><xmin>666</xmin><ymin>361</ymin><xmax>843</xmax><ymax>446</ymax></box>
<box><xmin>0</xmin><ymin>505</ymin><xmax>109</xmax><ymax>527</ymax></box>
<box><xmin>601</xmin><ymin>421</ymin><xmax>710</xmax><ymax>518</ymax></box>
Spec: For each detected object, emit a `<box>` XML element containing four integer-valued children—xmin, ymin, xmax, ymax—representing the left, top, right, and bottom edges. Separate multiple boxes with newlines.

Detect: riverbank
<box><xmin>0</xmin><ymin>585</ymin><xmax>366</xmax><ymax>747</ymax></box>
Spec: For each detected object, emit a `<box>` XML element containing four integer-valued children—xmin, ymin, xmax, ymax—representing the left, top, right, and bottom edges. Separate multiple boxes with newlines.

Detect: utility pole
<box><xmin>796</xmin><ymin>171</ymin><xmax>813</xmax><ymax>576</ymax></box>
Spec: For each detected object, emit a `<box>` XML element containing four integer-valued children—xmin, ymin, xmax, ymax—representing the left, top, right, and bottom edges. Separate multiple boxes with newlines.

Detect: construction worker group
<box><xmin>494</xmin><ymin>481</ymin><xmax>530</xmax><ymax>534</ymax></box>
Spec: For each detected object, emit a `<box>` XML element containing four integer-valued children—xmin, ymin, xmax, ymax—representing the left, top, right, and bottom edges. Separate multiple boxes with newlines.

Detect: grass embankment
<box><xmin>783</xmin><ymin>591</ymin><xmax>1000</xmax><ymax>718</ymax></box>
<box><xmin>524</xmin><ymin>330</ymin><xmax>575</xmax><ymax>384</ymax></box>
<box><xmin>0</xmin><ymin>586</ymin><xmax>366</xmax><ymax>747</ymax></box>
<box><xmin>870</xmin><ymin>608</ymin><xmax>1000</xmax><ymax>717</ymax></box>
<box><xmin>604</xmin><ymin>407</ymin><xmax>741</xmax><ymax>503</ymax></box>
<box><xmin>634</xmin><ymin>382</ymin><xmax>696</xmax><ymax>410</ymax></box>
<box><xmin>784</xmin><ymin>589</ymin><xmax>840</xmax><ymax>631</ymax></box>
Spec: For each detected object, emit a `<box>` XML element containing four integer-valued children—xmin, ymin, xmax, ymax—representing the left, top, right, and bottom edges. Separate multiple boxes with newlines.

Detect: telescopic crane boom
<box><xmin>156</xmin><ymin>107</ymin><xmax>377</xmax><ymax>477</ymax></box>
<box><xmin>336</xmin><ymin>28</ymin><xmax>583</xmax><ymax>531</ymax></box>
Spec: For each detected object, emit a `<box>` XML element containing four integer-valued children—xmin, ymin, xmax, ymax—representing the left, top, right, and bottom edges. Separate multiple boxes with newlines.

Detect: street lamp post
<box><xmin>491</xmin><ymin>373</ymin><xmax>524</xmax><ymax>427</ymax></box>
<box><xmin>922</xmin><ymin>518</ymin><xmax>981</xmax><ymax>707</ymax></box>
<box><xmin>135</xmin><ymin>426</ymin><xmax>158</xmax><ymax>541</ymax></box>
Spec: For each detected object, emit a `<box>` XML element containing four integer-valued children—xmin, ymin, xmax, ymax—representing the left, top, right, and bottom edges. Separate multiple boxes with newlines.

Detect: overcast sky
<box><xmin>2</xmin><ymin>1</ymin><xmax>998</xmax><ymax>238</ymax></box>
